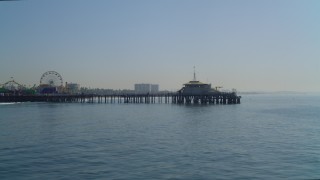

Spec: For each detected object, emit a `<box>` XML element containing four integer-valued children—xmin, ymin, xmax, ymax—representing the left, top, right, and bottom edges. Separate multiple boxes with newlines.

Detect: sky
<box><xmin>1</xmin><ymin>0</ymin><xmax>319</xmax><ymax>92</ymax></box>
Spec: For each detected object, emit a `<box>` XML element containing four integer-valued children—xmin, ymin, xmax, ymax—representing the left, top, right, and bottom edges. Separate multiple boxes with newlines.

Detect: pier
<box><xmin>1</xmin><ymin>68</ymin><xmax>242</xmax><ymax>105</ymax></box>
<box><xmin>0</xmin><ymin>92</ymin><xmax>240</xmax><ymax>105</ymax></box>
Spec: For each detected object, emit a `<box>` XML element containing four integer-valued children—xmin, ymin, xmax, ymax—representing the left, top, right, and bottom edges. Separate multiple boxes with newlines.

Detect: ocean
<box><xmin>1</xmin><ymin>94</ymin><xmax>320</xmax><ymax>179</ymax></box>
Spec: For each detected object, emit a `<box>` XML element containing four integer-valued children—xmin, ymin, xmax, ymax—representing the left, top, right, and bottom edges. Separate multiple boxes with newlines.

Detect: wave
<box><xmin>0</xmin><ymin>102</ymin><xmax>22</xmax><ymax>105</ymax></box>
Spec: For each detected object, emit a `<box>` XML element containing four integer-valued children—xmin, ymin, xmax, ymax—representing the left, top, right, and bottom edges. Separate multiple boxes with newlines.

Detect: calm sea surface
<box><xmin>1</xmin><ymin>94</ymin><xmax>320</xmax><ymax>179</ymax></box>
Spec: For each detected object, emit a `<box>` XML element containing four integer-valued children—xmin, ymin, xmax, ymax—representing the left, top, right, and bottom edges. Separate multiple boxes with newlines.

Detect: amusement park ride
<box><xmin>0</xmin><ymin>71</ymin><xmax>77</xmax><ymax>95</ymax></box>
<box><xmin>38</xmin><ymin>71</ymin><xmax>64</xmax><ymax>94</ymax></box>
<box><xmin>0</xmin><ymin>78</ymin><xmax>35</xmax><ymax>95</ymax></box>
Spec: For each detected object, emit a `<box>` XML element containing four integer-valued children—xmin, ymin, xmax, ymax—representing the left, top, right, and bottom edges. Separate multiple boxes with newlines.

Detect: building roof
<box><xmin>184</xmin><ymin>81</ymin><xmax>209</xmax><ymax>86</ymax></box>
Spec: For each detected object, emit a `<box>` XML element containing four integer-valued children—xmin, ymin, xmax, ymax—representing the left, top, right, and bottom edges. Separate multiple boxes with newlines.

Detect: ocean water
<box><xmin>0</xmin><ymin>94</ymin><xmax>320</xmax><ymax>179</ymax></box>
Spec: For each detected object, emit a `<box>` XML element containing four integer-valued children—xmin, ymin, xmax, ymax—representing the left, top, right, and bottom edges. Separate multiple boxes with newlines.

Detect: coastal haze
<box><xmin>1</xmin><ymin>1</ymin><xmax>320</xmax><ymax>179</ymax></box>
<box><xmin>1</xmin><ymin>0</ymin><xmax>319</xmax><ymax>92</ymax></box>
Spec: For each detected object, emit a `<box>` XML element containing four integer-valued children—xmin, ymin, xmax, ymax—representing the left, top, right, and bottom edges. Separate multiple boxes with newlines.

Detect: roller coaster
<box><xmin>0</xmin><ymin>78</ymin><xmax>36</xmax><ymax>95</ymax></box>
<box><xmin>0</xmin><ymin>79</ymin><xmax>26</xmax><ymax>90</ymax></box>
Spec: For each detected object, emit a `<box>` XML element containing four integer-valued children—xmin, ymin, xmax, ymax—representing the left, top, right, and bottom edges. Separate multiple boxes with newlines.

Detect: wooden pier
<box><xmin>0</xmin><ymin>93</ymin><xmax>241</xmax><ymax>105</ymax></box>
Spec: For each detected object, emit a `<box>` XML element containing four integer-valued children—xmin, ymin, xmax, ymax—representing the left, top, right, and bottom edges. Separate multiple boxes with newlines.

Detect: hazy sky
<box><xmin>1</xmin><ymin>0</ymin><xmax>319</xmax><ymax>92</ymax></box>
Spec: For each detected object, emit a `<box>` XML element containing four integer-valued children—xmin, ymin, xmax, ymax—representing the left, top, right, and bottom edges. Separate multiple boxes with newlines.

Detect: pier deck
<box><xmin>0</xmin><ymin>93</ymin><xmax>241</xmax><ymax>105</ymax></box>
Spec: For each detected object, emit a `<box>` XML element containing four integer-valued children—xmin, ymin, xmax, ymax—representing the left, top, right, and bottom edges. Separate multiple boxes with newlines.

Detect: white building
<box><xmin>66</xmin><ymin>82</ymin><xmax>80</xmax><ymax>94</ymax></box>
<box><xmin>134</xmin><ymin>83</ymin><xmax>159</xmax><ymax>94</ymax></box>
<box><xmin>151</xmin><ymin>84</ymin><xmax>159</xmax><ymax>93</ymax></box>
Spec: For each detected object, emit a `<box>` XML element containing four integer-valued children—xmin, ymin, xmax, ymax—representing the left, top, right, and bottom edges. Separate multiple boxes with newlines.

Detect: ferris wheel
<box><xmin>40</xmin><ymin>71</ymin><xmax>63</xmax><ymax>87</ymax></box>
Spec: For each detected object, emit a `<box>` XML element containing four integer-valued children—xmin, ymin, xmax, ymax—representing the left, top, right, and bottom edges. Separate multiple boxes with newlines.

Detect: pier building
<box><xmin>179</xmin><ymin>80</ymin><xmax>217</xmax><ymax>95</ymax></box>
<box><xmin>179</xmin><ymin>67</ymin><xmax>218</xmax><ymax>95</ymax></box>
<box><xmin>65</xmin><ymin>82</ymin><xmax>80</xmax><ymax>94</ymax></box>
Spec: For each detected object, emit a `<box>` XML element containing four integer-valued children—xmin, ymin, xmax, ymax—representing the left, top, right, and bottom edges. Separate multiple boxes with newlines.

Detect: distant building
<box><xmin>134</xmin><ymin>83</ymin><xmax>159</xmax><ymax>94</ymax></box>
<box><xmin>134</xmin><ymin>84</ymin><xmax>150</xmax><ymax>94</ymax></box>
<box><xmin>151</xmin><ymin>84</ymin><xmax>159</xmax><ymax>93</ymax></box>
<box><xmin>66</xmin><ymin>82</ymin><xmax>80</xmax><ymax>94</ymax></box>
